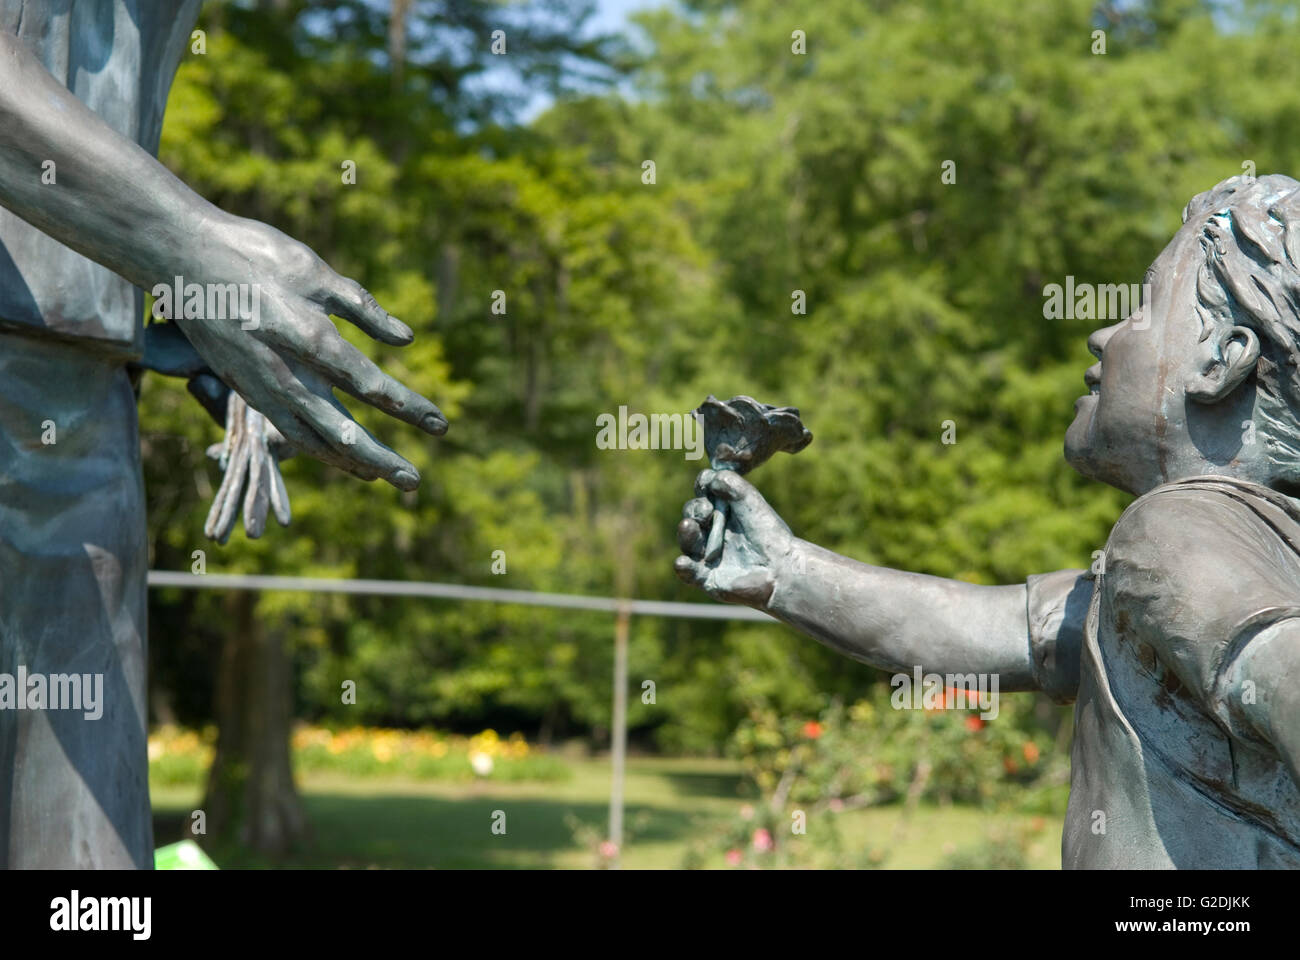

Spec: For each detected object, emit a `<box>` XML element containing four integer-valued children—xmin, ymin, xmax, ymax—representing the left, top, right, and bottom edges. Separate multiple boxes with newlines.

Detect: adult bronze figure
<box><xmin>0</xmin><ymin>4</ymin><xmax>446</xmax><ymax>868</ymax></box>
<box><xmin>677</xmin><ymin>174</ymin><xmax>1300</xmax><ymax>868</ymax></box>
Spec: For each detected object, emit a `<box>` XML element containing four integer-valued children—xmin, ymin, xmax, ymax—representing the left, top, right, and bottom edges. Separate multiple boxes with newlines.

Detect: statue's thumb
<box><xmin>706</xmin><ymin>469</ymin><xmax>750</xmax><ymax>503</ymax></box>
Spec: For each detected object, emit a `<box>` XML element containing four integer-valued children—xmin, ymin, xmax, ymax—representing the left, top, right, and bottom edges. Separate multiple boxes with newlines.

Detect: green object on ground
<box><xmin>154</xmin><ymin>839</ymin><xmax>218</xmax><ymax>870</ymax></box>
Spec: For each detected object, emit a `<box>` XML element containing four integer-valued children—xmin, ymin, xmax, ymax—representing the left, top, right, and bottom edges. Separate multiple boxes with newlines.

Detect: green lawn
<box><xmin>152</xmin><ymin>756</ymin><xmax>1063</xmax><ymax>869</ymax></box>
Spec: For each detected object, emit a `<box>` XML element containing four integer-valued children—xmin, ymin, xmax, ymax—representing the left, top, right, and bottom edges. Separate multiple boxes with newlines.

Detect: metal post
<box><xmin>609</xmin><ymin>602</ymin><xmax>630</xmax><ymax>866</ymax></box>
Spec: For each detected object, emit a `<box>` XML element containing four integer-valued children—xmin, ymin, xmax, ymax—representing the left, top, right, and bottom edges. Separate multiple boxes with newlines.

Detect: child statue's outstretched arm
<box><xmin>676</xmin><ymin>469</ymin><xmax>1089</xmax><ymax>699</ymax></box>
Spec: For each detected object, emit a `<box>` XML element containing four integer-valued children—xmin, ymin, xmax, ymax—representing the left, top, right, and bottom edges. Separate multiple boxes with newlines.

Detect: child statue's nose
<box><xmin>1088</xmin><ymin>321</ymin><xmax>1124</xmax><ymax>360</ymax></box>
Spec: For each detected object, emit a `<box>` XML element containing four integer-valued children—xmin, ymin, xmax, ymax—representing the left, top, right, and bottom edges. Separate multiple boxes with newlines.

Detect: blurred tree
<box><xmin>140</xmin><ymin>0</ymin><xmax>1300</xmax><ymax>829</ymax></box>
<box><xmin>143</xmin><ymin>0</ymin><xmax>629</xmax><ymax>852</ymax></box>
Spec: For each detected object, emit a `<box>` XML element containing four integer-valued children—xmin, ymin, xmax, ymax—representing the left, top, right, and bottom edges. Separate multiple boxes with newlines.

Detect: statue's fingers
<box><xmin>693</xmin><ymin>469</ymin><xmax>717</xmax><ymax>499</ymax></box>
<box><xmin>203</xmin><ymin>486</ymin><xmax>227</xmax><ymax>542</ymax></box>
<box><xmin>268</xmin><ymin>457</ymin><xmax>292</xmax><ymax>526</ymax></box>
<box><xmin>701</xmin><ymin>469</ymin><xmax>753</xmax><ymax>503</ymax></box>
<box><xmin>225</xmin><ymin>360</ymin><xmax>415</xmax><ymax>489</ymax></box>
<box><xmin>683</xmin><ymin>496</ymin><xmax>713</xmax><ymax>523</ymax></box>
<box><xmin>242</xmin><ymin>420</ymin><xmax>268</xmax><ymax>538</ymax></box>
<box><xmin>677</xmin><ymin>517</ymin><xmax>707</xmax><ymax>559</ymax></box>
<box><xmin>703</xmin><ymin>499</ymin><xmax>728</xmax><ymax>564</ymax></box>
<box><xmin>205</xmin><ymin>486</ymin><xmax>238</xmax><ymax>545</ymax></box>
<box><xmin>222</xmin><ymin>391</ymin><xmax>251</xmax><ymax>470</ymax></box>
<box><xmin>291</xmin><ymin>382</ymin><xmax>423</xmax><ymax>490</ymax></box>
<box><xmin>216</xmin><ymin>390</ymin><xmax>239</xmax><ymax>467</ymax></box>
<box><xmin>674</xmin><ymin>554</ymin><xmax>709</xmax><ymax>587</ymax></box>
<box><xmin>242</xmin><ymin>454</ymin><xmax>270</xmax><ymax>539</ymax></box>
<box><xmin>237</xmin><ymin>391</ymin><xmax>335</xmax><ymax>467</ymax></box>
<box><xmin>203</xmin><ymin>444</ymin><xmax>240</xmax><ymax>539</ymax></box>
<box><xmin>209</xmin><ymin>477</ymin><xmax>242</xmax><ymax>543</ymax></box>
<box><xmin>208</xmin><ymin>435</ymin><xmax>251</xmax><ymax>542</ymax></box>
<box><xmin>288</xmin><ymin>327</ymin><xmax>447</xmax><ymax>437</ymax></box>
<box><xmin>322</xmin><ymin>275</ymin><xmax>415</xmax><ymax>347</ymax></box>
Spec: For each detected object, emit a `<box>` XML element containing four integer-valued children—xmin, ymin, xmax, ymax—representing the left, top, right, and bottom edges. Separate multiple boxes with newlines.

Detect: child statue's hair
<box><xmin>1185</xmin><ymin>173</ymin><xmax>1300</xmax><ymax>486</ymax></box>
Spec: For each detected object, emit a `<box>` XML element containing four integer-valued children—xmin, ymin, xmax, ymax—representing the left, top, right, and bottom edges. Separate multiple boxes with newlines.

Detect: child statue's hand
<box><xmin>675</xmin><ymin>468</ymin><xmax>796</xmax><ymax>608</ymax></box>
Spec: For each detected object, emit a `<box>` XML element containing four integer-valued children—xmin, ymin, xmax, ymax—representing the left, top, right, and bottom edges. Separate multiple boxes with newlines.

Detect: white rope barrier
<box><xmin>146</xmin><ymin>570</ymin><xmax>775</xmax><ymax>622</ymax></box>
<box><xmin>147</xmin><ymin>567</ymin><xmax>776</xmax><ymax>863</ymax></box>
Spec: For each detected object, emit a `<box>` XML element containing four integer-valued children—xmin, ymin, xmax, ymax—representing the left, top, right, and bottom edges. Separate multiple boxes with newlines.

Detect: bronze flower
<box><xmin>693</xmin><ymin>395</ymin><xmax>811</xmax><ymax>563</ymax></box>
<box><xmin>694</xmin><ymin>395</ymin><xmax>813</xmax><ymax>474</ymax></box>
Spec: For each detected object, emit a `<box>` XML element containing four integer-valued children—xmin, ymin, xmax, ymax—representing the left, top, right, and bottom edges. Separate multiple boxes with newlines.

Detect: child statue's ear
<box><xmin>1186</xmin><ymin>325</ymin><xmax>1260</xmax><ymax>403</ymax></box>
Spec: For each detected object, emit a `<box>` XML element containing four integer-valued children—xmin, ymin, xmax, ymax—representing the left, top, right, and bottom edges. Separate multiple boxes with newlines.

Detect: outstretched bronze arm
<box><xmin>0</xmin><ymin>30</ymin><xmax>447</xmax><ymax>494</ymax></box>
<box><xmin>676</xmin><ymin>468</ymin><xmax>1089</xmax><ymax>697</ymax></box>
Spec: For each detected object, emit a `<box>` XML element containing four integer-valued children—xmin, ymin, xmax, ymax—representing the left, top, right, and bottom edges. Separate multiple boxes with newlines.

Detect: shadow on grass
<box><xmin>653</xmin><ymin>767</ymin><xmax>748</xmax><ymax>801</ymax></box>
<box><xmin>155</xmin><ymin>793</ymin><xmax>708</xmax><ymax>869</ymax></box>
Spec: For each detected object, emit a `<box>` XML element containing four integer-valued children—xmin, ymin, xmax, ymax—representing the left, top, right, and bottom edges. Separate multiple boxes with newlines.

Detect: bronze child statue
<box><xmin>677</xmin><ymin>174</ymin><xmax>1300</xmax><ymax>868</ymax></box>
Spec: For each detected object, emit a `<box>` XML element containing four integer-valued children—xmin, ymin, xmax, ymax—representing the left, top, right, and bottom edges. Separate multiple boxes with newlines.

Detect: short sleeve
<box><xmin>1025</xmin><ymin>568</ymin><xmax>1092</xmax><ymax>704</ymax></box>
<box><xmin>1210</xmin><ymin>615</ymin><xmax>1300</xmax><ymax>749</ymax></box>
<box><xmin>1104</xmin><ymin>483</ymin><xmax>1300</xmax><ymax>738</ymax></box>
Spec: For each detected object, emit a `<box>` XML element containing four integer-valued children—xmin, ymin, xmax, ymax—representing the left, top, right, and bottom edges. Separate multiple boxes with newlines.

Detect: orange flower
<box><xmin>964</xmin><ymin>715</ymin><xmax>984</xmax><ymax>732</ymax></box>
<box><xmin>802</xmin><ymin>721</ymin><xmax>823</xmax><ymax>739</ymax></box>
<box><xmin>1023</xmin><ymin>741</ymin><xmax>1040</xmax><ymax>764</ymax></box>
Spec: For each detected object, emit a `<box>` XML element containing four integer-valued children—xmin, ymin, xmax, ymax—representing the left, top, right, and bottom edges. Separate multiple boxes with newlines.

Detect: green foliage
<box><xmin>143</xmin><ymin>0</ymin><xmax>1300</xmax><ymax>751</ymax></box>
<box><xmin>696</xmin><ymin>683</ymin><xmax>1068</xmax><ymax>868</ymax></box>
<box><xmin>938</xmin><ymin>819</ymin><xmax>1048</xmax><ymax>870</ymax></box>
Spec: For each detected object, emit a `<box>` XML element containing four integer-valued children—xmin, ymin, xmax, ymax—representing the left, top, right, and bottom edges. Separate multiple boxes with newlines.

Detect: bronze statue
<box><xmin>0</xmin><ymin>4</ymin><xmax>445</xmax><ymax>867</ymax></box>
<box><xmin>678</xmin><ymin>174</ymin><xmax>1300</xmax><ymax>868</ymax></box>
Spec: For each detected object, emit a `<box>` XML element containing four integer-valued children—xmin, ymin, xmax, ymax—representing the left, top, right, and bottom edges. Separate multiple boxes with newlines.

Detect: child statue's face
<box><xmin>1064</xmin><ymin>213</ymin><xmax>1263</xmax><ymax>496</ymax></box>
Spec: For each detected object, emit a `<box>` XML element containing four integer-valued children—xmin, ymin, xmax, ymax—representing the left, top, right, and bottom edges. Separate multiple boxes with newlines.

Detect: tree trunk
<box><xmin>203</xmin><ymin>590</ymin><xmax>308</xmax><ymax>856</ymax></box>
<box><xmin>389</xmin><ymin>0</ymin><xmax>412</xmax><ymax>91</ymax></box>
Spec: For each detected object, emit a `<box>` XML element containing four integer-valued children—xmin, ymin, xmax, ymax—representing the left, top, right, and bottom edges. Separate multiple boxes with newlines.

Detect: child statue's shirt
<box><xmin>1028</xmin><ymin>477</ymin><xmax>1300</xmax><ymax>868</ymax></box>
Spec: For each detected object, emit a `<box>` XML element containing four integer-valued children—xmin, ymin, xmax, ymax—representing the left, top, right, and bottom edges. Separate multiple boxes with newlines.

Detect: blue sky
<box><xmin>467</xmin><ymin>0</ymin><xmax>666</xmax><ymax>123</ymax></box>
<box><xmin>587</xmin><ymin>0</ymin><xmax>663</xmax><ymax>35</ymax></box>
